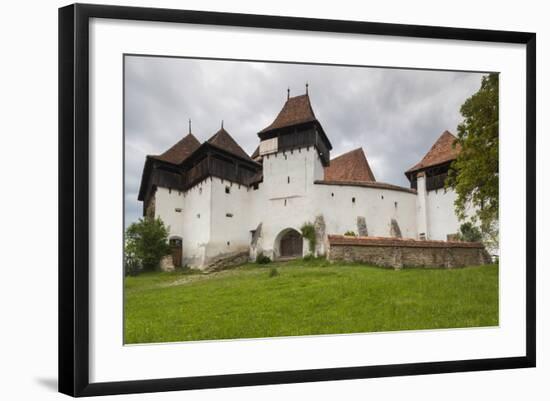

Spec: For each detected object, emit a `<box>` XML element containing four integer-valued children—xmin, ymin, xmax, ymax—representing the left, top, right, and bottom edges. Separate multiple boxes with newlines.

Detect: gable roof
<box><xmin>406</xmin><ymin>130</ymin><xmax>461</xmax><ymax>174</ymax></box>
<box><xmin>207</xmin><ymin>127</ymin><xmax>253</xmax><ymax>161</ymax></box>
<box><xmin>251</xmin><ymin>145</ymin><xmax>260</xmax><ymax>159</ymax></box>
<box><xmin>324</xmin><ymin>148</ymin><xmax>376</xmax><ymax>183</ymax></box>
<box><xmin>151</xmin><ymin>133</ymin><xmax>200</xmax><ymax>165</ymax></box>
<box><xmin>259</xmin><ymin>94</ymin><xmax>318</xmax><ymax>134</ymax></box>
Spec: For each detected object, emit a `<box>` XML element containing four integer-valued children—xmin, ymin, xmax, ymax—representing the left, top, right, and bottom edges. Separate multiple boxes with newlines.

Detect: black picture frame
<box><xmin>59</xmin><ymin>3</ymin><xmax>536</xmax><ymax>397</ymax></box>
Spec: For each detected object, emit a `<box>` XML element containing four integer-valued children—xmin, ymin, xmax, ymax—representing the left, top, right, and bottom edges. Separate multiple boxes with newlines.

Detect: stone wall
<box><xmin>327</xmin><ymin>235</ymin><xmax>491</xmax><ymax>269</ymax></box>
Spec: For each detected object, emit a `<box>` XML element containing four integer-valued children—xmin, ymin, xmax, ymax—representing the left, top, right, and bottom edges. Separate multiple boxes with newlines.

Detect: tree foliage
<box><xmin>125</xmin><ymin>217</ymin><xmax>171</xmax><ymax>272</ymax></box>
<box><xmin>446</xmin><ymin>73</ymin><xmax>499</xmax><ymax>238</ymax></box>
<box><xmin>458</xmin><ymin>222</ymin><xmax>482</xmax><ymax>243</ymax></box>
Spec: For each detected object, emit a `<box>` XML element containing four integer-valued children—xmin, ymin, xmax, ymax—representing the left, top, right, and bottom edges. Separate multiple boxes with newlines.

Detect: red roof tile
<box><xmin>406</xmin><ymin>130</ymin><xmax>461</xmax><ymax>173</ymax></box>
<box><xmin>207</xmin><ymin>127</ymin><xmax>253</xmax><ymax>161</ymax></box>
<box><xmin>152</xmin><ymin>133</ymin><xmax>200</xmax><ymax>165</ymax></box>
<box><xmin>324</xmin><ymin>148</ymin><xmax>376</xmax><ymax>182</ymax></box>
<box><xmin>259</xmin><ymin>94</ymin><xmax>317</xmax><ymax>134</ymax></box>
<box><xmin>327</xmin><ymin>235</ymin><xmax>484</xmax><ymax>248</ymax></box>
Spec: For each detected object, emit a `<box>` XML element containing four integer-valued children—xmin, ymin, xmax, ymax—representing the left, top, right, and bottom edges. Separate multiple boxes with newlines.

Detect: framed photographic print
<box><xmin>58</xmin><ymin>3</ymin><xmax>536</xmax><ymax>397</ymax></box>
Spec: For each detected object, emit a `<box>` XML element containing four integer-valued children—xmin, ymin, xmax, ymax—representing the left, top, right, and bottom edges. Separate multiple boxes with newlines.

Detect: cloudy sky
<box><xmin>125</xmin><ymin>55</ymin><xmax>486</xmax><ymax>227</ymax></box>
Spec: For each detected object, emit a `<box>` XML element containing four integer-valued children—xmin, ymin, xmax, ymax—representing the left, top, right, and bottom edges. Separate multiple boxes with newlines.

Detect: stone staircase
<box><xmin>203</xmin><ymin>251</ymin><xmax>249</xmax><ymax>273</ymax></box>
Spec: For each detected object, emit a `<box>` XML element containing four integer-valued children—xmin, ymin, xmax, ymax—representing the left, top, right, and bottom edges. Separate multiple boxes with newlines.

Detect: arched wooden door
<box><xmin>279</xmin><ymin>230</ymin><xmax>303</xmax><ymax>258</ymax></box>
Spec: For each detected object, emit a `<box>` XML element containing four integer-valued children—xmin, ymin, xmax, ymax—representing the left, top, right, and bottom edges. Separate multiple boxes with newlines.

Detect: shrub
<box><xmin>256</xmin><ymin>252</ymin><xmax>271</xmax><ymax>264</ymax></box>
<box><xmin>124</xmin><ymin>240</ymin><xmax>141</xmax><ymax>276</ymax></box>
<box><xmin>300</xmin><ymin>222</ymin><xmax>316</xmax><ymax>254</ymax></box>
<box><xmin>344</xmin><ymin>230</ymin><xmax>357</xmax><ymax>236</ymax></box>
<box><xmin>125</xmin><ymin>217</ymin><xmax>171</xmax><ymax>272</ymax></box>
<box><xmin>269</xmin><ymin>267</ymin><xmax>279</xmax><ymax>277</ymax></box>
<box><xmin>459</xmin><ymin>222</ymin><xmax>482</xmax><ymax>242</ymax></box>
<box><xmin>303</xmin><ymin>254</ymin><xmax>315</xmax><ymax>262</ymax></box>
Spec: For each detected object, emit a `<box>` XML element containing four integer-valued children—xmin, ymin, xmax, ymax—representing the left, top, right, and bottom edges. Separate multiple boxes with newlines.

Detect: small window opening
<box><xmin>199</xmin><ymin>188</ymin><xmax>202</xmax><ymax>194</ymax></box>
<box><xmin>381</xmin><ymin>195</ymin><xmax>384</xmax><ymax>200</ymax></box>
<box><xmin>352</xmin><ymin>197</ymin><xmax>356</xmax><ymax>204</ymax></box>
<box><xmin>394</xmin><ymin>202</ymin><xmax>398</xmax><ymax>208</ymax></box>
<box><xmin>197</xmin><ymin>213</ymin><xmax>200</xmax><ymax>218</ymax></box>
<box><xmin>287</xmin><ymin>176</ymin><xmax>290</xmax><ymax>184</ymax></box>
<box><xmin>227</xmin><ymin>241</ymin><xmax>230</xmax><ymax>246</ymax></box>
<box><xmin>225</xmin><ymin>186</ymin><xmax>230</xmax><ymax>194</ymax></box>
<box><xmin>168</xmin><ymin>188</ymin><xmax>172</xmax><ymax>194</ymax></box>
<box><xmin>175</xmin><ymin>208</ymin><xmax>182</xmax><ymax>213</ymax></box>
<box><xmin>226</xmin><ymin>213</ymin><xmax>233</xmax><ymax>218</ymax></box>
<box><xmin>284</xmin><ymin>199</ymin><xmax>287</xmax><ymax>206</ymax></box>
<box><xmin>331</xmin><ymin>193</ymin><xmax>334</xmax><ymax>197</ymax></box>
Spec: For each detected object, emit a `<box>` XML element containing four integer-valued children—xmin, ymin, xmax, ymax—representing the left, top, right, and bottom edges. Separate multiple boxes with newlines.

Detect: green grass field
<box><xmin>124</xmin><ymin>259</ymin><xmax>499</xmax><ymax>344</ymax></box>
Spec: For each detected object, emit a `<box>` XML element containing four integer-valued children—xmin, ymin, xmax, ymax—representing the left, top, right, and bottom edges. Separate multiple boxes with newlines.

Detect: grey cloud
<box><xmin>124</xmin><ymin>56</ymin><xmax>485</xmax><ymax>227</ymax></box>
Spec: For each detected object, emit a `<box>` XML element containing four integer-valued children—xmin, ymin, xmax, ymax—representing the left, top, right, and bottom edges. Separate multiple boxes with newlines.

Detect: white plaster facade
<box><xmin>150</xmin><ymin>144</ymin><xmax>465</xmax><ymax>269</ymax></box>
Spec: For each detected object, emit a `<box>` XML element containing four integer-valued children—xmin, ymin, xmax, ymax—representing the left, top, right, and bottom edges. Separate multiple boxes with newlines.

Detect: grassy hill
<box><xmin>124</xmin><ymin>259</ymin><xmax>498</xmax><ymax>344</ymax></box>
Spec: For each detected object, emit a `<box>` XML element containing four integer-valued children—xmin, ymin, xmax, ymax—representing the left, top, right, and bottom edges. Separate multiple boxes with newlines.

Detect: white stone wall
<box><xmin>425</xmin><ymin>187</ymin><xmax>461</xmax><ymax>240</ymax></box>
<box><xmin>248</xmin><ymin>147</ymin><xmax>418</xmax><ymax>259</ymax></box>
<box><xmin>416</xmin><ymin>175</ymin><xmax>428</xmax><ymax>239</ymax></box>
<box><xmin>312</xmin><ymin>184</ymin><xmax>418</xmax><ymax>240</ymax></box>
<box><xmin>424</xmin><ymin>186</ymin><xmax>477</xmax><ymax>241</ymax></box>
<box><xmin>208</xmin><ymin>178</ymin><xmax>254</xmax><ymax>259</ymax></box>
<box><xmin>155</xmin><ymin>181</ymin><xmax>212</xmax><ymax>268</ymax></box>
<box><xmin>150</xmin><ymin>145</ymin><xmax>474</xmax><ymax>268</ymax></box>
<box><xmin>254</xmin><ymin>147</ymin><xmax>323</xmax><ymax>259</ymax></box>
<box><xmin>154</xmin><ymin>186</ymin><xmax>186</xmax><ymax>239</ymax></box>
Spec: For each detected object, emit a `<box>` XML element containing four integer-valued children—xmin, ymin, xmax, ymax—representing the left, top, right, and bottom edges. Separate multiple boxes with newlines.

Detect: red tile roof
<box><xmin>151</xmin><ymin>133</ymin><xmax>200</xmax><ymax>165</ymax></box>
<box><xmin>406</xmin><ymin>130</ymin><xmax>461</xmax><ymax>173</ymax></box>
<box><xmin>259</xmin><ymin>94</ymin><xmax>317</xmax><ymax>134</ymax></box>
<box><xmin>327</xmin><ymin>235</ymin><xmax>484</xmax><ymax>248</ymax></box>
<box><xmin>324</xmin><ymin>148</ymin><xmax>376</xmax><ymax>182</ymax></box>
<box><xmin>207</xmin><ymin>127</ymin><xmax>253</xmax><ymax>161</ymax></box>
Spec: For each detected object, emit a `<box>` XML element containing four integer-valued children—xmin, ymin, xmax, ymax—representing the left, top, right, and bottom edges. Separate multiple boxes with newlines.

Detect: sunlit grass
<box><xmin>124</xmin><ymin>260</ymin><xmax>498</xmax><ymax>344</ymax></box>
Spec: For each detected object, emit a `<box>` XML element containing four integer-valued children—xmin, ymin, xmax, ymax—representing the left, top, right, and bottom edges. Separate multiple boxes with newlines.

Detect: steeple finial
<box><xmin>221</xmin><ymin>120</ymin><xmax>224</xmax><ymax>129</ymax></box>
<box><xmin>305</xmin><ymin>82</ymin><xmax>309</xmax><ymax>95</ymax></box>
<box><xmin>287</xmin><ymin>87</ymin><xmax>290</xmax><ymax>100</ymax></box>
<box><xmin>188</xmin><ymin>118</ymin><xmax>192</xmax><ymax>134</ymax></box>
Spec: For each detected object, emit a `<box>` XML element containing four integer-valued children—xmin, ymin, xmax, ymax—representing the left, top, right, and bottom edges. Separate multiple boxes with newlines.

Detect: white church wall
<box><xmin>425</xmin><ymin>187</ymin><xmax>461</xmax><ymax>240</ymax></box>
<box><xmin>415</xmin><ymin>175</ymin><xmax>428</xmax><ymax>239</ymax></box>
<box><xmin>425</xmin><ymin>187</ymin><xmax>476</xmax><ymax>241</ymax></box>
<box><xmin>262</xmin><ymin>147</ymin><xmax>321</xmax><ymax>200</ymax></box>
<box><xmin>155</xmin><ymin>181</ymin><xmax>213</xmax><ymax>268</ymax></box>
<box><xmin>312</xmin><ymin>184</ymin><xmax>418</xmax><ymax>240</ymax></box>
<box><xmin>252</xmin><ymin>147</ymin><xmax>419</xmax><ymax>259</ymax></box>
<box><xmin>181</xmin><ymin>181</ymin><xmax>212</xmax><ymax>267</ymax></box>
<box><xmin>256</xmin><ymin>147</ymin><xmax>324</xmax><ymax>259</ymax></box>
<box><xmin>154</xmin><ymin>186</ymin><xmax>185</xmax><ymax>239</ymax></box>
<box><xmin>207</xmin><ymin>178</ymin><xmax>254</xmax><ymax>259</ymax></box>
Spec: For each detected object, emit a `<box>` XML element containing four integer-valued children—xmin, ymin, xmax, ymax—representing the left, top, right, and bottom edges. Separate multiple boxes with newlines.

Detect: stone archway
<box><xmin>274</xmin><ymin>228</ymin><xmax>303</xmax><ymax>259</ymax></box>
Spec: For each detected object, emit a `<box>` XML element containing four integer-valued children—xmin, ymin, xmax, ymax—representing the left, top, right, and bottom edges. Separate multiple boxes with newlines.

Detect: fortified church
<box><xmin>138</xmin><ymin>87</ymin><xmax>473</xmax><ymax>269</ymax></box>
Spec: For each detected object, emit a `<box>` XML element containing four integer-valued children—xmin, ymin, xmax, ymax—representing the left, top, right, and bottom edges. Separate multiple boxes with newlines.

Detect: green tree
<box><xmin>125</xmin><ymin>217</ymin><xmax>171</xmax><ymax>272</ymax></box>
<box><xmin>446</xmin><ymin>73</ymin><xmax>499</xmax><ymax>241</ymax></box>
<box><xmin>458</xmin><ymin>222</ymin><xmax>482</xmax><ymax>243</ymax></box>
